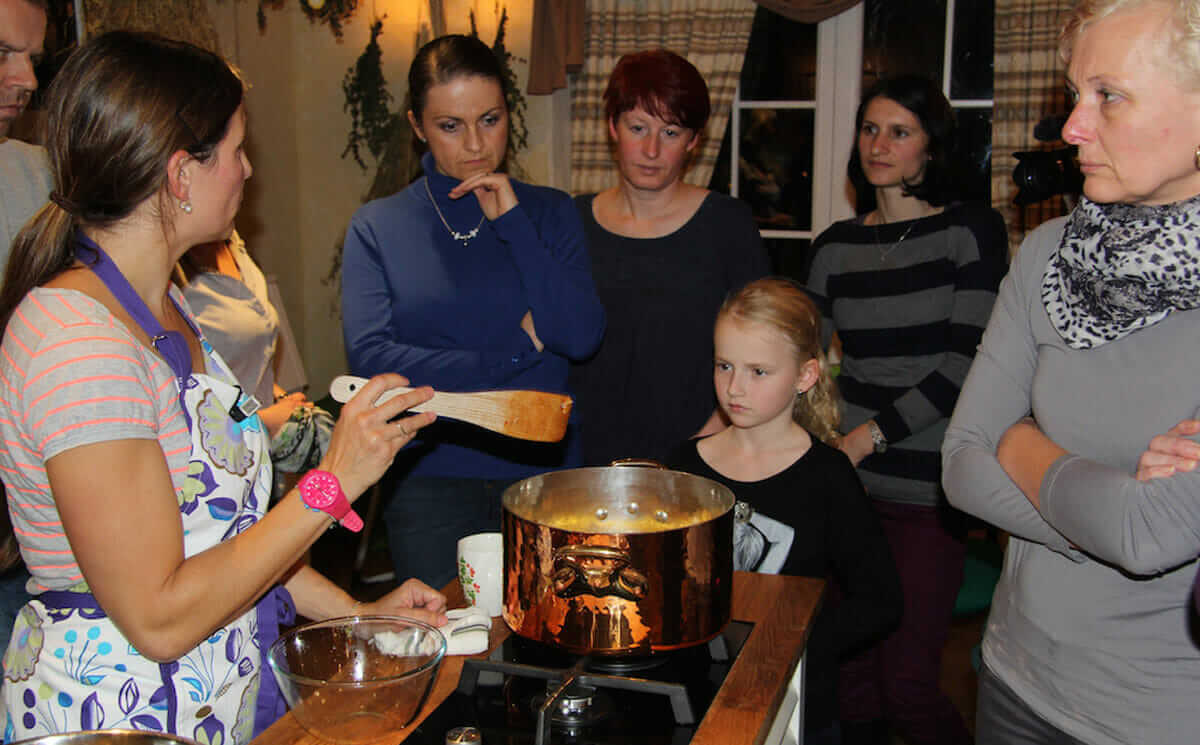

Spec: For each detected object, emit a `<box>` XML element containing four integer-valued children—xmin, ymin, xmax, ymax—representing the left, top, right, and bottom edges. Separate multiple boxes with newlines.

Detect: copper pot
<box><xmin>501</xmin><ymin>464</ymin><xmax>734</xmax><ymax>654</ymax></box>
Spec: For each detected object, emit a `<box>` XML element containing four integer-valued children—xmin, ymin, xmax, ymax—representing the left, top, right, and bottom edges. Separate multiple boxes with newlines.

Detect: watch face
<box><xmin>301</xmin><ymin>472</ymin><xmax>338</xmax><ymax>509</ymax></box>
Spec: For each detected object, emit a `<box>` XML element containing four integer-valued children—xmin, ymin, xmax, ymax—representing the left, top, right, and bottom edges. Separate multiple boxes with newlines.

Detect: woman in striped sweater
<box><xmin>803</xmin><ymin>75</ymin><xmax>1008</xmax><ymax>745</ymax></box>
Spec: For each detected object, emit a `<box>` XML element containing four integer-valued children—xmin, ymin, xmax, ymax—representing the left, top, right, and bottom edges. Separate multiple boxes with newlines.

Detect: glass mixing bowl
<box><xmin>267</xmin><ymin>615</ymin><xmax>446</xmax><ymax>744</ymax></box>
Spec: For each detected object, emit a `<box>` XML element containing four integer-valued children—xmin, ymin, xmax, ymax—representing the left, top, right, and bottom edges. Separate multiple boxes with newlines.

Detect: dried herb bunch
<box><xmin>257</xmin><ymin>0</ymin><xmax>359</xmax><ymax>39</ymax></box>
<box><xmin>341</xmin><ymin>18</ymin><xmax>394</xmax><ymax>168</ymax></box>
<box><xmin>471</xmin><ymin>7</ymin><xmax>528</xmax><ymax>170</ymax></box>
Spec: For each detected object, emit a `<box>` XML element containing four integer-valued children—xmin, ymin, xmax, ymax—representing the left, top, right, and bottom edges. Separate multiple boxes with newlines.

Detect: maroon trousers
<box><xmin>839</xmin><ymin>500</ymin><xmax>972</xmax><ymax>745</ymax></box>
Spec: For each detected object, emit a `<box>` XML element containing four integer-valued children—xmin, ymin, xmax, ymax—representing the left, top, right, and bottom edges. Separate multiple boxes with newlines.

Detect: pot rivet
<box><xmin>655</xmin><ymin>510</ymin><xmax>669</xmax><ymax>522</ymax></box>
<box><xmin>595</xmin><ymin>508</ymin><xmax>608</xmax><ymax>520</ymax></box>
<box><xmin>626</xmin><ymin>502</ymin><xmax>639</xmax><ymax>514</ymax></box>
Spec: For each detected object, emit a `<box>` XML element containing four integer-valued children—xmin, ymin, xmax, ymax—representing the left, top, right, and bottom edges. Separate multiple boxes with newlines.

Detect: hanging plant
<box><xmin>471</xmin><ymin>7</ymin><xmax>528</xmax><ymax>174</ymax></box>
<box><xmin>341</xmin><ymin>18</ymin><xmax>394</xmax><ymax>168</ymax></box>
<box><xmin>256</xmin><ymin>0</ymin><xmax>359</xmax><ymax>40</ymax></box>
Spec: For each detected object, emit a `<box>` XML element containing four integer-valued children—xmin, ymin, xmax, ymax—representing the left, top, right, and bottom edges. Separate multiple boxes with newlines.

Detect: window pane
<box><xmin>737</xmin><ymin>109</ymin><xmax>815</xmax><ymax>231</ymax></box>
<box><xmin>740</xmin><ymin>7</ymin><xmax>818</xmax><ymax>101</ymax></box>
<box><xmin>951</xmin><ymin>0</ymin><xmax>995</xmax><ymax>99</ymax></box>
<box><xmin>954</xmin><ymin>107</ymin><xmax>993</xmax><ymax>203</ymax></box>
<box><xmin>862</xmin><ymin>0</ymin><xmax>947</xmax><ymax>89</ymax></box>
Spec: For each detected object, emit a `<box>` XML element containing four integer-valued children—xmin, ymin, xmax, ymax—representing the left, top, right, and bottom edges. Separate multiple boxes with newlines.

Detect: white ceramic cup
<box><xmin>456</xmin><ymin>532</ymin><xmax>504</xmax><ymax>616</ymax></box>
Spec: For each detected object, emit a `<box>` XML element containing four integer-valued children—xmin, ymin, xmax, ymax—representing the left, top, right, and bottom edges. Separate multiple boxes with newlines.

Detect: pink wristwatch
<box><xmin>297</xmin><ymin>470</ymin><xmax>363</xmax><ymax>532</ymax></box>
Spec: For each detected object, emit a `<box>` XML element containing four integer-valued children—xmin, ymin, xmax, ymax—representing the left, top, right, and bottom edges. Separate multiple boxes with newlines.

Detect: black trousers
<box><xmin>383</xmin><ymin>474</ymin><xmax>513</xmax><ymax>589</ymax></box>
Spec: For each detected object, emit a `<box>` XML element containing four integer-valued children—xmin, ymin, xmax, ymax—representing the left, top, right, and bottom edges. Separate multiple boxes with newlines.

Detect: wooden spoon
<box><xmin>329</xmin><ymin>375</ymin><xmax>573</xmax><ymax>443</ymax></box>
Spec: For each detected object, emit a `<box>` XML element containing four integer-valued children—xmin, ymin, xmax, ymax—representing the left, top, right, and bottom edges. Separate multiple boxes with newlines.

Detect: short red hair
<box><xmin>602</xmin><ymin>50</ymin><xmax>711</xmax><ymax>133</ymax></box>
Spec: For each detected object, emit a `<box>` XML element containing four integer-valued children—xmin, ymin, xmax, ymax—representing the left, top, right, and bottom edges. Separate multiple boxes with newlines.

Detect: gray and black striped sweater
<box><xmin>804</xmin><ymin>202</ymin><xmax>1009</xmax><ymax>506</ymax></box>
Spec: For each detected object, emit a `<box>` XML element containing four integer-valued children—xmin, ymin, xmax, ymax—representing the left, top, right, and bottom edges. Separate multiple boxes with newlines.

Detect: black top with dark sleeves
<box><xmin>570</xmin><ymin>192</ymin><xmax>769</xmax><ymax>466</ymax></box>
<box><xmin>667</xmin><ymin>435</ymin><xmax>903</xmax><ymax>732</ymax></box>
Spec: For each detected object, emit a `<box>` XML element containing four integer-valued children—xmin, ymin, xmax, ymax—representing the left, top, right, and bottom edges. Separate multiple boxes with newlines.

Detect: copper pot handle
<box><xmin>551</xmin><ymin>544</ymin><xmax>649</xmax><ymax>600</ymax></box>
<box><xmin>607</xmin><ymin>458</ymin><xmax>667</xmax><ymax>469</ymax></box>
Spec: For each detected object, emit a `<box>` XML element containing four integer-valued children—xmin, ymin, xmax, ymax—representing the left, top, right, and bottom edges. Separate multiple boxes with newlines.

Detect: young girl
<box><xmin>667</xmin><ymin>277</ymin><xmax>901</xmax><ymax>742</ymax></box>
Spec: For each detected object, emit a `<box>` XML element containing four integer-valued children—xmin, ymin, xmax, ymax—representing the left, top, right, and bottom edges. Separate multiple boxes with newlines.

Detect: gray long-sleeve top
<box><xmin>942</xmin><ymin>216</ymin><xmax>1200</xmax><ymax>745</ymax></box>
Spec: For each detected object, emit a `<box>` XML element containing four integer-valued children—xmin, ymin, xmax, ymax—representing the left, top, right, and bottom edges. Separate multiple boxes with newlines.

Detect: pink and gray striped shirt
<box><xmin>0</xmin><ymin>287</ymin><xmax>193</xmax><ymax>592</ymax></box>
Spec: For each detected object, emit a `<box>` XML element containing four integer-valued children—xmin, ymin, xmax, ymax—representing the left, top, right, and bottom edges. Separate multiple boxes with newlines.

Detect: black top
<box><xmin>667</xmin><ymin>435</ymin><xmax>903</xmax><ymax>731</ymax></box>
<box><xmin>569</xmin><ymin>192</ymin><xmax>769</xmax><ymax>466</ymax></box>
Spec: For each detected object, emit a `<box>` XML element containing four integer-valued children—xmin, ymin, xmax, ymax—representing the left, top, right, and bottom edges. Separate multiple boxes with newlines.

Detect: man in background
<box><xmin>0</xmin><ymin>0</ymin><xmax>51</xmax><ymax>266</ymax></box>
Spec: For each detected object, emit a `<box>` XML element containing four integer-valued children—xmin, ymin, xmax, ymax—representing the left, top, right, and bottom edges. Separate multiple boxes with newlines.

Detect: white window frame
<box><xmin>729</xmin><ymin>0</ymin><xmax>993</xmax><ymax>241</ymax></box>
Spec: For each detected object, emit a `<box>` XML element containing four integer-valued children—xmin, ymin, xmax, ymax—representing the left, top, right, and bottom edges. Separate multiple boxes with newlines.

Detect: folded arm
<box><xmin>341</xmin><ymin>215</ymin><xmax>541</xmax><ymax>388</ymax></box>
<box><xmin>942</xmin><ymin>222</ymin><xmax>1080</xmax><ymax>554</ymax></box>
<box><xmin>996</xmin><ymin>416</ymin><xmax>1200</xmax><ymax>574</ymax></box>
<box><xmin>488</xmin><ymin>189</ymin><xmax>605</xmax><ymax>361</ymax></box>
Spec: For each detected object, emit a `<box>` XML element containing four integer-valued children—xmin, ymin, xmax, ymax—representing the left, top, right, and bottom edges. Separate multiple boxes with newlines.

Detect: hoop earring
<box><xmin>1194</xmin><ymin>145</ymin><xmax>1200</xmax><ymax>172</ymax></box>
<box><xmin>180</xmin><ymin>201</ymin><xmax>193</xmax><ymax>214</ymax></box>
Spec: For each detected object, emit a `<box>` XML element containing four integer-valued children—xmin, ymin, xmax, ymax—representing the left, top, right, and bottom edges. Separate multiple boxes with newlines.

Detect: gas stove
<box><xmin>401</xmin><ymin>622</ymin><xmax>754</xmax><ymax>745</ymax></box>
<box><xmin>248</xmin><ymin>573</ymin><xmax>820</xmax><ymax>745</ymax></box>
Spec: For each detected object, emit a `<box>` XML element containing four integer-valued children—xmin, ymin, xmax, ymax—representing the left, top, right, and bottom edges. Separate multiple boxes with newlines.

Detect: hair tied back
<box><xmin>48</xmin><ymin>192</ymin><xmax>79</xmax><ymax>217</ymax></box>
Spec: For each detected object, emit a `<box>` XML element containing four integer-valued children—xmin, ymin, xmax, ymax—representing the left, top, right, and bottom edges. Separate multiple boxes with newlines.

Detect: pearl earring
<box><xmin>180</xmin><ymin>201</ymin><xmax>192</xmax><ymax>214</ymax></box>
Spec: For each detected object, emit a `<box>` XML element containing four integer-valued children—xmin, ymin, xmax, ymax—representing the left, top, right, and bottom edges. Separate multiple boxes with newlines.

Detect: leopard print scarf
<box><xmin>1042</xmin><ymin>194</ymin><xmax>1200</xmax><ymax>350</ymax></box>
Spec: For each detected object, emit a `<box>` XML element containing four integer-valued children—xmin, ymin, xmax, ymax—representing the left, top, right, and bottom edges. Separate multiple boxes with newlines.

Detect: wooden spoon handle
<box><xmin>329</xmin><ymin>376</ymin><xmax>572</xmax><ymax>443</ymax></box>
<box><xmin>329</xmin><ymin>376</ymin><xmax>422</xmax><ymax>410</ymax></box>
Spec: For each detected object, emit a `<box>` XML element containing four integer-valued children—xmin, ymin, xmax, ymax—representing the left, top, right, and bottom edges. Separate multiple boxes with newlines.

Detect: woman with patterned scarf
<box><xmin>942</xmin><ymin>1</ymin><xmax>1200</xmax><ymax>743</ymax></box>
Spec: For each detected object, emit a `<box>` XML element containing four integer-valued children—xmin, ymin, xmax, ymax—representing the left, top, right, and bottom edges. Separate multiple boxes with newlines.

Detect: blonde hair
<box><xmin>717</xmin><ymin>277</ymin><xmax>842</xmax><ymax>445</ymax></box>
<box><xmin>1060</xmin><ymin>0</ymin><xmax>1200</xmax><ymax>88</ymax></box>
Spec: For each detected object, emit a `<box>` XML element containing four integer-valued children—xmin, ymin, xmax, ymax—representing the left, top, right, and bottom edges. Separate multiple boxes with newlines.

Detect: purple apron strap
<box><xmin>252</xmin><ymin>584</ymin><xmax>295</xmax><ymax>738</ymax></box>
<box><xmin>73</xmin><ymin>231</ymin><xmax>198</xmax><ymax>420</ymax></box>
<box><xmin>37</xmin><ymin>590</ymin><xmax>103</xmax><ymax>612</ymax></box>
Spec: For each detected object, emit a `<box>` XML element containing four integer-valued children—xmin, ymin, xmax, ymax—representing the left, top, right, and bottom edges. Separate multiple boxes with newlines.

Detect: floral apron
<box><xmin>2</xmin><ymin>236</ymin><xmax>292</xmax><ymax>745</ymax></box>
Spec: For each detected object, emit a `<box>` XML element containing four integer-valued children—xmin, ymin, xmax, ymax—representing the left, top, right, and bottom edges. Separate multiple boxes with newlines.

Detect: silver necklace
<box><xmin>875</xmin><ymin>220</ymin><xmax>916</xmax><ymax>263</ymax></box>
<box><xmin>425</xmin><ymin>177</ymin><xmax>485</xmax><ymax>246</ymax></box>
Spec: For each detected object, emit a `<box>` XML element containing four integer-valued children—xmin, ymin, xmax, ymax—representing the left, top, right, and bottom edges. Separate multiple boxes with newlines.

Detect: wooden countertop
<box><xmin>252</xmin><ymin>572</ymin><xmax>823</xmax><ymax>745</ymax></box>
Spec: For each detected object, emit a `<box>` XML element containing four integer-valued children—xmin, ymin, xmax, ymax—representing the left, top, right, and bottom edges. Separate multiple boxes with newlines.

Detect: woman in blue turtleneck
<box><xmin>341</xmin><ymin>34</ymin><xmax>604</xmax><ymax>589</ymax></box>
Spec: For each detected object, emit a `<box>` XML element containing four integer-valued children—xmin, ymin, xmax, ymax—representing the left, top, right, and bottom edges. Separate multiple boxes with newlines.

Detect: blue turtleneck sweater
<box><xmin>341</xmin><ymin>152</ymin><xmax>605</xmax><ymax>479</ymax></box>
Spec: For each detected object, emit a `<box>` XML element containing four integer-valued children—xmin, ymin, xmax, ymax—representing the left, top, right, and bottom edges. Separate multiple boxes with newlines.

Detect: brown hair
<box><xmin>0</xmin><ymin>31</ymin><xmax>243</xmax><ymax>332</ymax></box>
<box><xmin>407</xmin><ymin>34</ymin><xmax>508</xmax><ymax>122</ymax></box>
<box><xmin>717</xmin><ymin>278</ymin><xmax>842</xmax><ymax>445</ymax></box>
<box><xmin>0</xmin><ymin>31</ymin><xmax>244</xmax><ymax>570</ymax></box>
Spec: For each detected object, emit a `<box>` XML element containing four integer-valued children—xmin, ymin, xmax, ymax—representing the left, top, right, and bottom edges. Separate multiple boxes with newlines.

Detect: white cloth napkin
<box><xmin>443</xmin><ymin>607</ymin><xmax>492</xmax><ymax>655</ymax></box>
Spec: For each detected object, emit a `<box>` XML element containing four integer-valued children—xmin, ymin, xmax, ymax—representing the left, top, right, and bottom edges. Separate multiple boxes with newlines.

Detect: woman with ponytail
<box><xmin>666</xmin><ymin>277</ymin><xmax>901</xmax><ymax>742</ymax></box>
<box><xmin>0</xmin><ymin>31</ymin><xmax>445</xmax><ymax>742</ymax></box>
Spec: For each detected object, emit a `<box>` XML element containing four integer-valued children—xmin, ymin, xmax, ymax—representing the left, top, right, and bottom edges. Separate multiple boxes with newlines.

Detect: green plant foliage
<box><xmin>256</xmin><ymin>0</ymin><xmax>359</xmax><ymax>39</ymax></box>
<box><xmin>471</xmin><ymin>7</ymin><xmax>528</xmax><ymax>174</ymax></box>
<box><xmin>297</xmin><ymin>3</ymin><xmax>531</xmax><ymax>316</ymax></box>
<box><xmin>342</xmin><ymin>18</ymin><xmax>394</xmax><ymax>169</ymax></box>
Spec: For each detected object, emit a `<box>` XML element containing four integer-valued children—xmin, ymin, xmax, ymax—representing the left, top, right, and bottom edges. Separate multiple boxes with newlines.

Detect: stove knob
<box><xmin>445</xmin><ymin>726</ymin><xmax>481</xmax><ymax>745</ymax></box>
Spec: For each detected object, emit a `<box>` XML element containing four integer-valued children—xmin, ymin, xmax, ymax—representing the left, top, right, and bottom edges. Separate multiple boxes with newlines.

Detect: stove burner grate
<box><xmin>415</xmin><ymin>622</ymin><xmax>752</xmax><ymax>745</ymax></box>
<box><xmin>460</xmin><ymin>653</ymin><xmax>696</xmax><ymax>745</ymax></box>
<box><xmin>531</xmin><ymin>681</ymin><xmax>614</xmax><ymax>730</ymax></box>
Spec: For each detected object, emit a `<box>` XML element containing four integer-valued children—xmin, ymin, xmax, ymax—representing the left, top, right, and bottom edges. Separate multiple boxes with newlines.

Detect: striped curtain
<box><xmin>992</xmin><ymin>0</ymin><xmax>1075</xmax><ymax>253</ymax></box>
<box><xmin>569</xmin><ymin>0</ymin><xmax>757</xmax><ymax>194</ymax></box>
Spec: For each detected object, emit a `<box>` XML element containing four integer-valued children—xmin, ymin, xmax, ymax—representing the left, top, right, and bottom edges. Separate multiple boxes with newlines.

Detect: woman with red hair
<box><xmin>570</xmin><ymin>49</ymin><xmax>769</xmax><ymax>465</ymax></box>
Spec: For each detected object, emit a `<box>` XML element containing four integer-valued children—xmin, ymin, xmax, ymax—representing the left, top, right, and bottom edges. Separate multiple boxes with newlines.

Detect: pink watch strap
<box><xmin>339</xmin><ymin>510</ymin><xmax>364</xmax><ymax>532</ymax></box>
